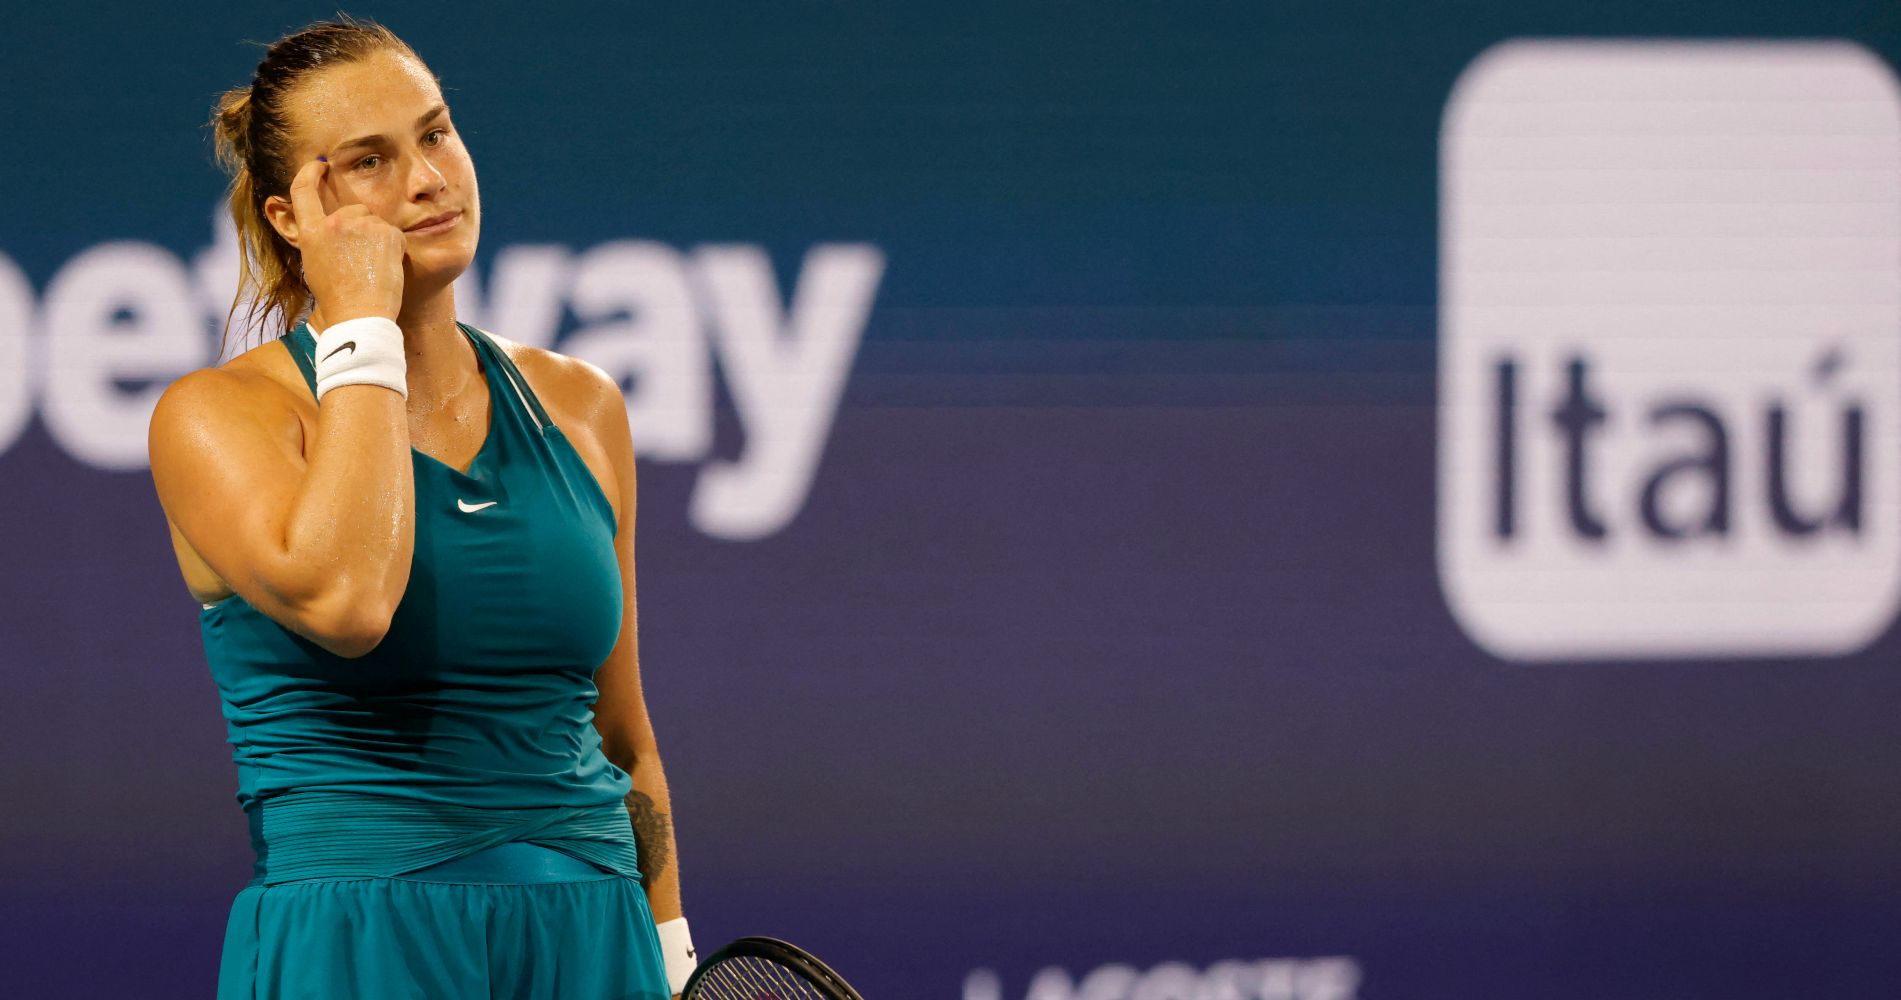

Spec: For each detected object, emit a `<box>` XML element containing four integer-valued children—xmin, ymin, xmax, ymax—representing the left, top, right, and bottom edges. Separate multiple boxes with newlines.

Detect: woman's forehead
<box><xmin>288</xmin><ymin>50</ymin><xmax>445</xmax><ymax>149</ymax></box>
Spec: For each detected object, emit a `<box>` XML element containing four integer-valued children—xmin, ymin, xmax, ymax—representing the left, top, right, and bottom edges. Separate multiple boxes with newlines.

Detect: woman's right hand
<box><xmin>288</xmin><ymin>157</ymin><xmax>407</xmax><ymax>323</ymax></box>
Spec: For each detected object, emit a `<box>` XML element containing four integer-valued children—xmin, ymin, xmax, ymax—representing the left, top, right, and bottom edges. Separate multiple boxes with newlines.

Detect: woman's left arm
<box><xmin>574</xmin><ymin>361</ymin><xmax>683</xmax><ymax>924</ymax></box>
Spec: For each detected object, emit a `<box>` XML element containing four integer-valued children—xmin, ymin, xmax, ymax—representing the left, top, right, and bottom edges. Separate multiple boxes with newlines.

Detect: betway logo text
<box><xmin>1437</xmin><ymin>40</ymin><xmax>1901</xmax><ymax>660</ymax></box>
<box><xmin>0</xmin><ymin>210</ymin><xmax>884</xmax><ymax>540</ymax></box>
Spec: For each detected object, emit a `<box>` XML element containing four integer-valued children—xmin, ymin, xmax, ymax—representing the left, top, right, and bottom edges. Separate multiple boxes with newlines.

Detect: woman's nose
<box><xmin>409</xmin><ymin>154</ymin><xmax>446</xmax><ymax>199</ymax></box>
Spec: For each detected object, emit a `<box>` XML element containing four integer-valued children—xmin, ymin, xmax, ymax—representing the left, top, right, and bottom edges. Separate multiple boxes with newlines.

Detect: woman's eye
<box><xmin>355</xmin><ymin>155</ymin><xmax>381</xmax><ymax>171</ymax></box>
<box><xmin>424</xmin><ymin>129</ymin><xmax>446</xmax><ymax>147</ymax></box>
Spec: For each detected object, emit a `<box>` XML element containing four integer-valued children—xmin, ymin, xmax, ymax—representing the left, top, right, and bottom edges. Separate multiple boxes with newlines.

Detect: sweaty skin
<box><xmin>149</xmin><ymin>45</ymin><xmax>685</xmax><ymax>930</ymax></box>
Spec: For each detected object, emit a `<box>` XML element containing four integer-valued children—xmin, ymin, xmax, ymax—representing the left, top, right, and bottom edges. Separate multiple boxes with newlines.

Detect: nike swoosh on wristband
<box><xmin>321</xmin><ymin>340</ymin><xmax>358</xmax><ymax>363</ymax></box>
<box><xmin>457</xmin><ymin>499</ymin><xmax>498</xmax><ymax>513</ymax></box>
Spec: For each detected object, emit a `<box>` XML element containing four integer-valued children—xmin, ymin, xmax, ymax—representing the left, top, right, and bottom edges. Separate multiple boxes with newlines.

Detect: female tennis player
<box><xmin>147</xmin><ymin>18</ymin><xmax>696</xmax><ymax>998</ymax></box>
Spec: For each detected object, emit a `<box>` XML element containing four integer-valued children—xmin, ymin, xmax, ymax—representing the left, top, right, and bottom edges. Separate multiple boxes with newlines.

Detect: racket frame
<box><xmin>680</xmin><ymin>935</ymin><xmax>867</xmax><ymax>1000</ymax></box>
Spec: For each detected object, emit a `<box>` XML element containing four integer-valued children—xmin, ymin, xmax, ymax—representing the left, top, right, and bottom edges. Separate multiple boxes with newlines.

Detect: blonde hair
<box><xmin>207</xmin><ymin>16</ymin><xmax>422</xmax><ymax>355</ymax></box>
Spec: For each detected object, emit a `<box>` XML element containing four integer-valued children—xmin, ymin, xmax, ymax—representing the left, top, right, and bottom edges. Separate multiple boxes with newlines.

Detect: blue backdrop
<box><xmin>4</xmin><ymin>2</ymin><xmax>1901</xmax><ymax>998</ymax></box>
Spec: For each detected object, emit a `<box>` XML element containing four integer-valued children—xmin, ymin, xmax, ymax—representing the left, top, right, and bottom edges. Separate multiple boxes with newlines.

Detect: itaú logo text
<box><xmin>1437</xmin><ymin>39</ymin><xmax>1901</xmax><ymax>660</ymax></box>
<box><xmin>0</xmin><ymin>210</ymin><xmax>884</xmax><ymax>541</ymax></box>
<box><xmin>1484</xmin><ymin>352</ymin><xmax>1867</xmax><ymax>544</ymax></box>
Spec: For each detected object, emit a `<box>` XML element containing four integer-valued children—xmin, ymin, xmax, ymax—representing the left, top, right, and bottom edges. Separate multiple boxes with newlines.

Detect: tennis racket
<box><xmin>680</xmin><ymin>936</ymin><xmax>866</xmax><ymax>1000</ymax></box>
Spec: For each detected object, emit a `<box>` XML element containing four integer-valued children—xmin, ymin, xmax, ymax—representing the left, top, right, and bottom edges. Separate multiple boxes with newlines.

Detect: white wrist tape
<box><xmin>313</xmin><ymin>316</ymin><xmax>407</xmax><ymax>401</ymax></box>
<box><xmin>656</xmin><ymin>916</ymin><xmax>697</xmax><ymax>995</ymax></box>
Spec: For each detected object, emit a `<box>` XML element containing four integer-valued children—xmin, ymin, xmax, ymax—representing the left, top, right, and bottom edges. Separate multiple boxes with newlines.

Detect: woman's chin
<box><xmin>403</xmin><ymin>249</ymin><xmax>478</xmax><ymax>295</ymax></box>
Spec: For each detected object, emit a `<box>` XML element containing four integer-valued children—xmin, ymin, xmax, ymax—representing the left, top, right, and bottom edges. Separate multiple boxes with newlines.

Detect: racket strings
<box><xmin>695</xmin><ymin>955</ymin><xmax>829</xmax><ymax>1000</ymax></box>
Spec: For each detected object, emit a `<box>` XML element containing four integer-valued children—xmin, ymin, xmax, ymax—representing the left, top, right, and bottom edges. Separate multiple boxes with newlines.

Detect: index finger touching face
<box><xmin>287</xmin><ymin>157</ymin><xmax>330</xmax><ymax>230</ymax></box>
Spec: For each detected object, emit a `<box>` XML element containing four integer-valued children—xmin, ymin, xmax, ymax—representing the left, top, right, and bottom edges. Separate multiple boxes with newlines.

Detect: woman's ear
<box><xmin>262</xmin><ymin>194</ymin><xmax>301</xmax><ymax>249</ymax></box>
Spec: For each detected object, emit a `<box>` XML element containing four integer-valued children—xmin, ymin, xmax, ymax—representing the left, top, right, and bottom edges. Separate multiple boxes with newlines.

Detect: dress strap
<box><xmin>459</xmin><ymin>322</ymin><xmax>555</xmax><ymax>433</ymax></box>
<box><xmin>280</xmin><ymin>324</ymin><xmax>320</xmax><ymax>402</ymax></box>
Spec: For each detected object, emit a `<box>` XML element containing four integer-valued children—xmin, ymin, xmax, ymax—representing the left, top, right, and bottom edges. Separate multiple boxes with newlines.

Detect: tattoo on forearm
<box><xmin>627</xmin><ymin>790</ymin><xmax>672</xmax><ymax>883</ymax></box>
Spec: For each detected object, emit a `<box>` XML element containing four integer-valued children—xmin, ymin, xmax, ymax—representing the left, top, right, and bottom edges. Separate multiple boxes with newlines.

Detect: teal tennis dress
<box><xmin>201</xmin><ymin>322</ymin><xmax>669</xmax><ymax>999</ymax></box>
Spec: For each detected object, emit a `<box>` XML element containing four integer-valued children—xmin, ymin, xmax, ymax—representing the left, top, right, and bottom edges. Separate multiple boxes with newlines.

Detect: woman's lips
<box><xmin>405</xmin><ymin>211</ymin><xmax>461</xmax><ymax>236</ymax></box>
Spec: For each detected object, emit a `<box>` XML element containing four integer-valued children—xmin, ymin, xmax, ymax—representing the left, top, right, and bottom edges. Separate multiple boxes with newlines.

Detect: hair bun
<box><xmin>210</xmin><ymin>86</ymin><xmax>253</xmax><ymax>173</ymax></box>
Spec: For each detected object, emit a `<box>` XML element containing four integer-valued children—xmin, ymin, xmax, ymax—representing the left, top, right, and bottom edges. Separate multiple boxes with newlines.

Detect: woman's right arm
<box><xmin>149</xmin><ymin>371</ymin><xmax>413</xmax><ymax>658</ymax></box>
<box><xmin>149</xmin><ymin>157</ymin><xmax>414</xmax><ymax>658</ymax></box>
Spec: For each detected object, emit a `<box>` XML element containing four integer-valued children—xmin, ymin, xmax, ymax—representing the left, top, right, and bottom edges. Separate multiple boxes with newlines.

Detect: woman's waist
<box><xmin>392</xmin><ymin>841</ymin><xmax>616</xmax><ymax>884</ymax></box>
<box><xmin>246</xmin><ymin>789</ymin><xmax>640</xmax><ymax>886</ymax></box>
<box><xmin>229</xmin><ymin>742</ymin><xmax>631</xmax><ymax>806</ymax></box>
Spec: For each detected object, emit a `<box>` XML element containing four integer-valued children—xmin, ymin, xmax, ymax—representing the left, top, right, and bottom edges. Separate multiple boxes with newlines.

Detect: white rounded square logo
<box><xmin>1438</xmin><ymin>40</ymin><xmax>1901</xmax><ymax>660</ymax></box>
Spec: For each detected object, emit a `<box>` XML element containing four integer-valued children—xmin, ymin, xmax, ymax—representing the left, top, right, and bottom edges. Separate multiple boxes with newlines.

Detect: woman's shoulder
<box><xmin>156</xmin><ymin>334</ymin><xmax>309</xmax><ymax>428</ymax></box>
<box><xmin>473</xmin><ymin>327</ymin><xmax>627</xmax><ymax>429</ymax></box>
<box><xmin>150</xmin><ymin>334</ymin><xmax>310</xmax><ymax>478</ymax></box>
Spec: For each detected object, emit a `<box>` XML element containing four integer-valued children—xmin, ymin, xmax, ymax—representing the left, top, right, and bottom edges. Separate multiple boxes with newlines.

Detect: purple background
<box><xmin>4</xmin><ymin>3</ymin><xmax>1901</xmax><ymax>997</ymax></box>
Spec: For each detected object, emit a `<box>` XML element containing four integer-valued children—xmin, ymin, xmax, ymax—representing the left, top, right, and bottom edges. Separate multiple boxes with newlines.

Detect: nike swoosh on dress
<box><xmin>457</xmin><ymin>499</ymin><xmax>499</xmax><ymax>513</ymax></box>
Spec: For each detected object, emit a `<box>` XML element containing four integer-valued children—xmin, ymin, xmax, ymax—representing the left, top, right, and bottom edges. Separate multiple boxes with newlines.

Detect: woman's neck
<box><xmin>308</xmin><ymin>285</ymin><xmax>476</xmax><ymax>411</ymax></box>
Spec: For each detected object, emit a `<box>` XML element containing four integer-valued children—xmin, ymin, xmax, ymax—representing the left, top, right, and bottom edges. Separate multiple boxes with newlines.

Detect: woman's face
<box><xmin>271</xmin><ymin>48</ymin><xmax>480</xmax><ymax>296</ymax></box>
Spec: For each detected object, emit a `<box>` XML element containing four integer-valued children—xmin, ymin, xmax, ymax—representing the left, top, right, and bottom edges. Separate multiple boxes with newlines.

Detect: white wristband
<box><xmin>656</xmin><ymin>916</ymin><xmax>697</xmax><ymax>995</ymax></box>
<box><xmin>313</xmin><ymin>316</ymin><xmax>407</xmax><ymax>401</ymax></box>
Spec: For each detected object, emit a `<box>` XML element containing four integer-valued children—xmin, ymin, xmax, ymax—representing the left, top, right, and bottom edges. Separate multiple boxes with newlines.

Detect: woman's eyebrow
<box><xmin>332</xmin><ymin>104</ymin><xmax>450</xmax><ymax>155</ymax></box>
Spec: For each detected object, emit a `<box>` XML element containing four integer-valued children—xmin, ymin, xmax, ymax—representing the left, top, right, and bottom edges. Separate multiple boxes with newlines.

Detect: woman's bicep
<box><xmin>148</xmin><ymin>370</ymin><xmax>318</xmax><ymax>619</ymax></box>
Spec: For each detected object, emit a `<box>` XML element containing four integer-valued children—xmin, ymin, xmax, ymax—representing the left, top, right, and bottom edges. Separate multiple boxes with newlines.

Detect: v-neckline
<box><xmin>410</xmin><ymin>325</ymin><xmax>498</xmax><ymax>480</ymax></box>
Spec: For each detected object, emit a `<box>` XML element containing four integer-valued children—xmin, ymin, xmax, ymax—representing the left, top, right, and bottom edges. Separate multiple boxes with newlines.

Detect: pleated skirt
<box><xmin>217</xmin><ymin>847</ymin><xmax>670</xmax><ymax>1000</ymax></box>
